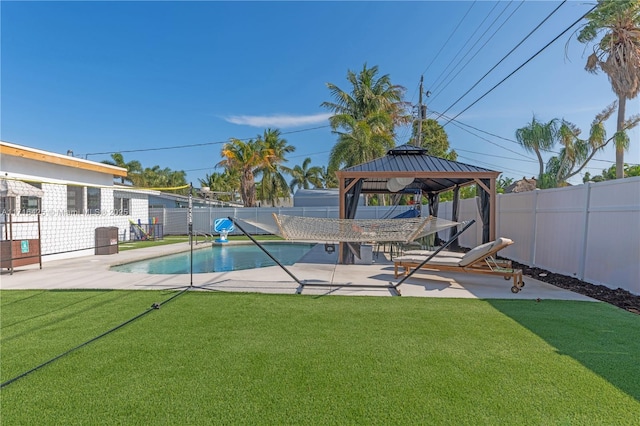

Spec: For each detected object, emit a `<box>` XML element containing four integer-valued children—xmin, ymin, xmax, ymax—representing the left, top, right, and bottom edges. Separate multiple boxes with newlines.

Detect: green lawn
<box><xmin>1</xmin><ymin>291</ymin><xmax>638</xmax><ymax>424</ymax></box>
<box><xmin>118</xmin><ymin>234</ymin><xmax>282</xmax><ymax>251</ymax></box>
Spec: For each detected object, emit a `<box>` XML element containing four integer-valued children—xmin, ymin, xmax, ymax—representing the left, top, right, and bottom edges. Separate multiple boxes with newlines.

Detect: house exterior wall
<box><xmin>1</xmin><ymin>148</ymin><xmax>150</xmax><ymax>262</ymax></box>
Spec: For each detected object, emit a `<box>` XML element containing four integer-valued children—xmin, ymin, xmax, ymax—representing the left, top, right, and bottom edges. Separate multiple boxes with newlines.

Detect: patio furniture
<box><xmin>393</xmin><ymin>237</ymin><xmax>525</xmax><ymax>293</ymax></box>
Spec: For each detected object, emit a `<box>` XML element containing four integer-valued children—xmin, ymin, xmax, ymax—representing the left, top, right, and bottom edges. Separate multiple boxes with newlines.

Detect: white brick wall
<box><xmin>2</xmin><ymin>183</ymin><xmax>150</xmax><ymax>261</ymax></box>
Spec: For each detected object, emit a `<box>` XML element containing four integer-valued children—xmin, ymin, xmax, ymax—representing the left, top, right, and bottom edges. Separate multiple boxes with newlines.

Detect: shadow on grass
<box><xmin>1</xmin><ymin>290</ymin><xmax>132</xmax><ymax>341</ymax></box>
<box><xmin>488</xmin><ymin>299</ymin><xmax>640</xmax><ymax>401</ymax></box>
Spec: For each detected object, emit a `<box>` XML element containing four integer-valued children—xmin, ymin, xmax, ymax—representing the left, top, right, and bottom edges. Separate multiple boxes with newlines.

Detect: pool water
<box><xmin>111</xmin><ymin>242</ymin><xmax>316</xmax><ymax>274</ymax></box>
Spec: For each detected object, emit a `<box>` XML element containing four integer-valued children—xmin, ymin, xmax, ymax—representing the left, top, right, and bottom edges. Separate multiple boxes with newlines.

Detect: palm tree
<box><xmin>322</xmin><ymin>64</ymin><xmax>410</xmax><ymax>168</ymax></box>
<box><xmin>217</xmin><ymin>138</ymin><xmax>272</xmax><ymax>207</ymax></box>
<box><xmin>545</xmin><ymin>103</ymin><xmax>640</xmax><ymax>186</ymax></box>
<box><xmin>328</xmin><ymin>113</ymin><xmax>396</xmax><ymax>170</ymax></box>
<box><xmin>255</xmin><ymin>129</ymin><xmax>295</xmax><ymax>206</ymax></box>
<box><xmin>198</xmin><ymin>171</ymin><xmax>237</xmax><ymax>201</ymax></box>
<box><xmin>577</xmin><ymin>0</ymin><xmax>640</xmax><ymax>178</ymax></box>
<box><xmin>320</xmin><ymin>166</ymin><xmax>338</xmax><ymax>189</ymax></box>
<box><xmin>515</xmin><ymin>117</ymin><xmax>558</xmax><ymax>183</ymax></box>
<box><xmin>101</xmin><ymin>153</ymin><xmax>142</xmax><ymax>185</ymax></box>
<box><xmin>290</xmin><ymin>157</ymin><xmax>323</xmax><ymax>192</ymax></box>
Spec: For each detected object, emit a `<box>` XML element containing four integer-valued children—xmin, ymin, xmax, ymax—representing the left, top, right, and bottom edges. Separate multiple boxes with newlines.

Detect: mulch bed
<box><xmin>513</xmin><ymin>261</ymin><xmax>640</xmax><ymax>315</ymax></box>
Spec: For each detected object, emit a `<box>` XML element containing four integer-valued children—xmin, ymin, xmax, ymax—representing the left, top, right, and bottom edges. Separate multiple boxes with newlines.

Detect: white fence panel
<box><xmin>495</xmin><ymin>192</ymin><xmax>536</xmax><ymax>264</ymax></box>
<box><xmin>533</xmin><ymin>186</ymin><xmax>587</xmax><ymax>278</ymax></box>
<box><xmin>457</xmin><ymin>198</ymin><xmax>482</xmax><ymax>248</ymax></box>
<box><xmin>583</xmin><ymin>179</ymin><xmax>640</xmax><ymax>294</ymax></box>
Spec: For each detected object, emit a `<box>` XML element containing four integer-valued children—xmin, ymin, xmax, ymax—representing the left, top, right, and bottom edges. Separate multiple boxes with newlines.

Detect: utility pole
<box><xmin>416</xmin><ymin>76</ymin><xmax>424</xmax><ymax>146</ymax></box>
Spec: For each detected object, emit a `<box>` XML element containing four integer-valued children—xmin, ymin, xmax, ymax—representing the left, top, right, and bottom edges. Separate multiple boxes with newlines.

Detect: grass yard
<box><xmin>1</xmin><ymin>291</ymin><xmax>638</xmax><ymax>424</ymax></box>
<box><xmin>118</xmin><ymin>234</ymin><xmax>282</xmax><ymax>251</ymax></box>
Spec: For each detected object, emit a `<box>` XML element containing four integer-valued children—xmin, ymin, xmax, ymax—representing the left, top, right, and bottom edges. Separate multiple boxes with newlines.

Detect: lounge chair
<box><xmin>393</xmin><ymin>237</ymin><xmax>525</xmax><ymax>293</ymax></box>
<box><xmin>401</xmin><ymin>248</ymin><xmax>513</xmax><ymax>269</ymax></box>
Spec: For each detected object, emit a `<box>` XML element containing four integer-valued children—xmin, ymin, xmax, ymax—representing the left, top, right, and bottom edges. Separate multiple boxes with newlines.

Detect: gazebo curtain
<box><xmin>448</xmin><ymin>186</ymin><xmax>460</xmax><ymax>249</ymax></box>
<box><xmin>427</xmin><ymin>192</ymin><xmax>442</xmax><ymax>246</ymax></box>
<box><xmin>341</xmin><ymin>179</ymin><xmax>364</xmax><ymax>264</ymax></box>
<box><xmin>478</xmin><ymin>179</ymin><xmax>491</xmax><ymax>244</ymax></box>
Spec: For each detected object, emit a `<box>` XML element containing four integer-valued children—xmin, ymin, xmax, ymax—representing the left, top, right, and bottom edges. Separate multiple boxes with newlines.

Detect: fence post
<box><xmin>531</xmin><ymin>190</ymin><xmax>539</xmax><ymax>267</ymax></box>
<box><xmin>496</xmin><ymin>193</ymin><xmax>501</xmax><ymax>241</ymax></box>
<box><xmin>578</xmin><ymin>182</ymin><xmax>592</xmax><ymax>281</ymax></box>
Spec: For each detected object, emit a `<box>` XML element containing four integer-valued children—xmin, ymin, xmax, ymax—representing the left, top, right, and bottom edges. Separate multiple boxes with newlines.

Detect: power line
<box><xmin>431</xmin><ymin>109</ymin><xmax>630</xmax><ymax>166</ymax></box>
<box><xmin>435</xmin><ymin>107</ymin><xmax>639</xmax><ymax>166</ymax></box>
<box><xmin>420</xmin><ymin>1</ymin><xmax>478</xmax><ymax>78</ymax></box>
<box><xmin>442</xmin><ymin>3</ymin><xmax>598</xmax><ymax>127</ymax></box>
<box><xmin>429</xmin><ymin>109</ymin><xmax>533</xmax><ymax>159</ymax></box>
<box><xmin>428</xmin><ymin>1</ymin><xmax>501</xmax><ymax>92</ymax></box>
<box><xmin>430</xmin><ymin>1</ymin><xmax>520</xmax><ymax>101</ymax></box>
<box><xmin>80</xmin><ymin>125</ymin><xmax>331</xmax><ymax>158</ymax></box>
<box><xmin>434</xmin><ymin>0</ymin><xmax>566</xmax><ymax>121</ymax></box>
<box><xmin>455</xmin><ymin>154</ymin><xmax>528</xmax><ymax>175</ymax></box>
<box><xmin>456</xmin><ymin>148</ymin><xmax>536</xmax><ymax>164</ymax></box>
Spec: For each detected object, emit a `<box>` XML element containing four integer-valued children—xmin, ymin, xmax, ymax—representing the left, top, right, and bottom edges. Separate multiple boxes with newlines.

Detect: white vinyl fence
<box><xmin>151</xmin><ymin>177</ymin><xmax>639</xmax><ymax>295</ymax></box>
<box><xmin>439</xmin><ymin>177</ymin><xmax>639</xmax><ymax>295</ymax></box>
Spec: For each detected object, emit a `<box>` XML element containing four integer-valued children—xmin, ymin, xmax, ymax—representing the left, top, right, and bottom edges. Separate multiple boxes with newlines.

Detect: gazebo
<box><xmin>335</xmin><ymin>144</ymin><xmax>501</xmax><ymax>262</ymax></box>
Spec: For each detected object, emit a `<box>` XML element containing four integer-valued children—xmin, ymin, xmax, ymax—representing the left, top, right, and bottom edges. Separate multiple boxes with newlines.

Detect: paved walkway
<box><xmin>0</xmin><ymin>242</ymin><xmax>596</xmax><ymax>301</ymax></box>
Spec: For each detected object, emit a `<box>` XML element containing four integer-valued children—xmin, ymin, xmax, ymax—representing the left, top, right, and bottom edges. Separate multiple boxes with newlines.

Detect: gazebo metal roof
<box><xmin>338</xmin><ymin>144</ymin><xmax>499</xmax><ymax>194</ymax></box>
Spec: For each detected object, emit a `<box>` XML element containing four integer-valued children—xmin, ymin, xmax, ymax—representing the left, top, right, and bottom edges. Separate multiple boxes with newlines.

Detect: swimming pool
<box><xmin>111</xmin><ymin>242</ymin><xmax>316</xmax><ymax>274</ymax></box>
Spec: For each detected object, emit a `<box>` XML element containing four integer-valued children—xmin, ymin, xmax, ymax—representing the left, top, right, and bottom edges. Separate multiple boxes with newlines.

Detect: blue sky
<box><xmin>2</xmin><ymin>1</ymin><xmax>638</xmax><ymax>187</ymax></box>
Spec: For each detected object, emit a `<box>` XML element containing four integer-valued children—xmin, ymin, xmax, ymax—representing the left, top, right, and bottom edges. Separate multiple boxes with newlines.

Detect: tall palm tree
<box><xmin>217</xmin><ymin>138</ymin><xmax>272</xmax><ymax>207</ymax></box>
<box><xmin>290</xmin><ymin>157</ymin><xmax>323</xmax><ymax>192</ymax></box>
<box><xmin>578</xmin><ymin>0</ymin><xmax>640</xmax><ymax>178</ymax></box>
<box><xmin>328</xmin><ymin>113</ymin><xmax>396</xmax><ymax>171</ymax></box>
<box><xmin>101</xmin><ymin>153</ymin><xmax>142</xmax><ymax>185</ymax></box>
<box><xmin>515</xmin><ymin>117</ymin><xmax>558</xmax><ymax>182</ymax></box>
<box><xmin>255</xmin><ymin>129</ymin><xmax>295</xmax><ymax>206</ymax></box>
<box><xmin>322</xmin><ymin>64</ymin><xmax>410</xmax><ymax>168</ymax></box>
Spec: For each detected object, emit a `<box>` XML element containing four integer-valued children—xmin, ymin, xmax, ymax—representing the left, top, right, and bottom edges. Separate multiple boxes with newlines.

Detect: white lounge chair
<box><xmin>394</xmin><ymin>237</ymin><xmax>525</xmax><ymax>293</ymax></box>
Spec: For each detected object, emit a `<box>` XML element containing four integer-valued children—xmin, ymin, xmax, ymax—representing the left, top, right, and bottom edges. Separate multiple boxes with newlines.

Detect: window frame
<box><xmin>114</xmin><ymin>196</ymin><xmax>130</xmax><ymax>216</ymax></box>
<box><xmin>1</xmin><ymin>196</ymin><xmax>17</xmax><ymax>214</ymax></box>
<box><xmin>86</xmin><ymin>187</ymin><xmax>101</xmax><ymax>215</ymax></box>
<box><xmin>67</xmin><ymin>185</ymin><xmax>84</xmax><ymax>214</ymax></box>
<box><xmin>20</xmin><ymin>196</ymin><xmax>41</xmax><ymax>214</ymax></box>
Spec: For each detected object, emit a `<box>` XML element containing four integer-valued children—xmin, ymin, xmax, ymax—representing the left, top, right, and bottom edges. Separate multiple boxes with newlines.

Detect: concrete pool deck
<box><xmin>0</xmin><ymin>242</ymin><xmax>596</xmax><ymax>301</ymax></box>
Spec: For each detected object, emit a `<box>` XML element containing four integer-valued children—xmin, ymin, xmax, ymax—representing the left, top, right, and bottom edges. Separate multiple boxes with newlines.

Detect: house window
<box><xmin>67</xmin><ymin>185</ymin><xmax>83</xmax><ymax>214</ymax></box>
<box><xmin>20</xmin><ymin>196</ymin><xmax>41</xmax><ymax>214</ymax></box>
<box><xmin>114</xmin><ymin>196</ymin><xmax>130</xmax><ymax>215</ymax></box>
<box><xmin>87</xmin><ymin>187</ymin><xmax>101</xmax><ymax>214</ymax></box>
<box><xmin>1</xmin><ymin>197</ymin><xmax>16</xmax><ymax>214</ymax></box>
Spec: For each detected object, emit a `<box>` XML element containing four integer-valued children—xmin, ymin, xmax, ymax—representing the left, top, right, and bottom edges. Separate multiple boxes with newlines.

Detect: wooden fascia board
<box><xmin>0</xmin><ymin>145</ymin><xmax>127</xmax><ymax>177</ymax></box>
<box><xmin>336</xmin><ymin>171</ymin><xmax>500</xmax><ymax>180</ymax></box>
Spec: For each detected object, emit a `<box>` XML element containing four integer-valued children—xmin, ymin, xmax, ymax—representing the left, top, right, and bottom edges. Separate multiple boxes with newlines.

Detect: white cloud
<box><xmin>224</xmin><ymin>113</ymin><xmax>332</xmax><ymax>128</ymax></box>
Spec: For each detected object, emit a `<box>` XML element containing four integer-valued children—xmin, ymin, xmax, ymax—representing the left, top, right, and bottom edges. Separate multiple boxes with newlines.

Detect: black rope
<box><xmin>0</xmin><ymin>288</ymin><xmax>188</xmax><ymax>389</ymax></box>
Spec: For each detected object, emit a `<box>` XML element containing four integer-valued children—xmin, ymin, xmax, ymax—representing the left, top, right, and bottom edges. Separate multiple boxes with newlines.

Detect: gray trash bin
<box><xmin>95</xmin><ymin>227</ymin><xmax>119</xmax><ymax>255</ymax></box>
